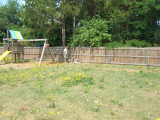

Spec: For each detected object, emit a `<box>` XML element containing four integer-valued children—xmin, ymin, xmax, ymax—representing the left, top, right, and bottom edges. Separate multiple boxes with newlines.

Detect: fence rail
<box><xmin>0</xmin><ymin>47</ymin><xmax>160</xmax><ymax>66</ymax></box>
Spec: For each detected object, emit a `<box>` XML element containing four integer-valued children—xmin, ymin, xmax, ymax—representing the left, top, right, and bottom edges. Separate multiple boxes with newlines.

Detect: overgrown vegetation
<box><xmin>61</xmin><ymin>73</ymin><xmax>94</xmax><ymax>87</ymax></box>
<box><xmin>70</xmin><ymin>16</ymin><xmax>111</xmax><ymax>47</ymax></box>
<box><xmin>0</xmin><ymin>63</ymin><xmax>160</xmax><ymax>120</ymax></box>
<box><xmin>105</xmin><ymin>39</ymin><xmax>152</xmax><ymax>49</ymax></box>
<box><xmin>0</xmin><ymin>0</ymin><xmax>160</xmax><ymax>47</ymax></box>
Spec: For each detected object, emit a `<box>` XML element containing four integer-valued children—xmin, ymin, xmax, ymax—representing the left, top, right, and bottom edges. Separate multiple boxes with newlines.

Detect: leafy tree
<box><xmin>24</xmin><ymin>0</ymin><xmax>57</xmax><ymax>32</ymax></box>
<box><xmin>23</xmin><ymin>0</ymin><xmax>81</xmax><ymax>46</ymax></box>
<box><xmin>0</xmin><ymin>0</ymin><xmax>21</xmax><ymax>43</ymax></box>
<box><xmin>23</xmin><ymin>0</ymin><xmax>60</xmax><ymax>46</ymax></box>
<box><xmin>70</xmin><ymin>16</ymin><xmax>111</xmax><ymax>47</ymax></box>
<box><xmin>105</xmin><ymin>0</ymin><xmax>160</xmax><ymax>46</ymax></box>
<box><xmin>129</xmin><ymin>0</ymin><xmax>160</xmax><ymax>45</ymax></box>
<box><xmin>55</xmin><ymin>0</ymin><xmax>82</xmax><ymax>46</ymax></box>
<box><xmin>69</xmin><ymin>0</ymin><xmax>81</xmax><ymax>35</ymax></box>
<box><xmin>1</xmin><ymin>0</ymin><xmax>159</xmax><ymax>47</ymax></box>
<box><xmin>0</xmin><ymin>0</ymin><xmax>21</xmax><ymax>31</ymax></box>
<box><xmin>105</xmin><ymin>0</ymin><xmax>133</xmax><ymax>42</ymax></box>
<box><xmin>0</xmin><ymin>30</ymin><xmax>5</xmax><ymax>43</ymax></box>
<box><xmin>0</xmin><ymin>0</ymin><xmax>21</xmax><ymax>29</ymax></box>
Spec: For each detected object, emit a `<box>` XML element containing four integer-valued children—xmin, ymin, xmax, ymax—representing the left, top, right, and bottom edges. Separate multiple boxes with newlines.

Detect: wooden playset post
<box><xmin>11</xmin><ymin>39</ymin><xmax>13</xmax><ymax>63</ymax></box>
<box><xmin>21</xmin><ymin>41</ymin><xmax>24</xmax><ymax>63</ymax></box>
<box><xmin>46</xmin><ymin>40</ymin><xmax>54</xmax><ymax>63</ymax></box>
<box><xmin>39</xmin><ymin>39</ymin><xmax>46</xmax><ymax>66</ymax></box>
<box><xmin>22</xmin><ymin>47</ymin><xmax>24</xmax><ymax>63</ymax></box>
<box><xmin>39</xmin><ymin>39</ymin><xmax>54</xmax><ymax>66</ymax></box>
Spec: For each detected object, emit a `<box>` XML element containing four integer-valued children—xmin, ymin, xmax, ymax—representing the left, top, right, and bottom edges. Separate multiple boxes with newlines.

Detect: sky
<box><xmin>0</xmin><ymin>0</ymin><xmax>25</xmax><ymax>5</ymax></box>
<box><xmin>0</xmin><ymin>0</ymin><xmax>8</xmax><ymax>5</ymax></box>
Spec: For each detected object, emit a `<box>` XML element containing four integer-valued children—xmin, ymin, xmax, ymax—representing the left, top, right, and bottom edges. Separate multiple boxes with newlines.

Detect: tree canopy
<box><xmin>0</xmin><ymin>0</ymin><xmax>160</xmax><ymax>47</ymax></box>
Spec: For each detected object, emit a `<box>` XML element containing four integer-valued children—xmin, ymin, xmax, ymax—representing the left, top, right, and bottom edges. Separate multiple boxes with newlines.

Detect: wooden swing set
<box><xmin>3</xmin><ymin>30</ymin><xmax>54</xmax><ymax>66</ymax></box>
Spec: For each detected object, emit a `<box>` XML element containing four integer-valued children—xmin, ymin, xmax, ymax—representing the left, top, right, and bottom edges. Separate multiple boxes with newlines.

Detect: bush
<box><xmin>125</xmin><ymin>39</ymin><xmax>152</xmax><ymax>47</ymax></box>
<box><xmin>105</xmin><ymin>41</ymin><xmax>124</xmax><ymax>49</ymax></box>
<box><xmin>70</xmin><ymin>16</ymin><xmax>111</xmax><ymax>47</ymax></box>
<box><xmin>105</xmin><ymin>39</ymin><xmax>152</xmax><ymax>49</ymax></box>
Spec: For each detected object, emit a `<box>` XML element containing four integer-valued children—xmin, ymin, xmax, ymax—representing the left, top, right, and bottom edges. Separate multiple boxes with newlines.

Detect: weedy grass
<box><xmin>0</xmin><ymin>63</ymin><xmax>160</xmax><ymax>120</ymax></box>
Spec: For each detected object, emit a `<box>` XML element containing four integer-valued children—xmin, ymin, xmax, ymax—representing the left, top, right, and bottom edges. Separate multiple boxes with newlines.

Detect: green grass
<box><xmin>0</xmin><ymin>63</ymin><xmax>160</xmax><ymax>120</ymax></box>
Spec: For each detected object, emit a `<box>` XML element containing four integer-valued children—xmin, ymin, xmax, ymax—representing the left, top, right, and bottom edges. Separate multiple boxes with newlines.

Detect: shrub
<box><xmin>105</xmin><ymin>39</ymin><xmax>152</xmax><ymax>49</ymax></box>
<box><xmin>125</xmin><ymin>39</ymin><xmax>152</xmax><ymax>47</ymax></box>
<box><xmin>105</xmin><ymin>41</ymin><xmax>124</xmax><ymax>49</ymax></box>
<box><xmin>70</xmin><ymin>16</ymin><xmax>111</xmax><ymax>47</ymax></box>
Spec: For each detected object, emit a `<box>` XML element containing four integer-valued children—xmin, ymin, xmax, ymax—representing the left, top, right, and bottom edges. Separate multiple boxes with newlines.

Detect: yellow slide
<box><xmin>0</xmin><ymin>51</ymin><xmax>11</xmax><ymax>61</ymax></box>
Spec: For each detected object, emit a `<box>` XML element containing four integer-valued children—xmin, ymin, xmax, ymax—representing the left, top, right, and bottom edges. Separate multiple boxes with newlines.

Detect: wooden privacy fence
<box><xmin>0</xmin><ymin>47</ymin><xmax>160</xmax><ymax>66</ymax></box>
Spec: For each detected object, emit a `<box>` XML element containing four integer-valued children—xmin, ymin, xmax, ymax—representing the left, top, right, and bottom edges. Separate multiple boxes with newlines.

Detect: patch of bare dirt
<box><xmin>0</xmin><ymin>61</ymin><xmax>54</xmax><ymax>69</ymax></box>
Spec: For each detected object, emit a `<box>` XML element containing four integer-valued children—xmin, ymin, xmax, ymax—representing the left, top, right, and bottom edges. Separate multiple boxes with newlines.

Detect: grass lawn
<box><xmin>0</xmin><ymin>63</ymin><xmax>160</xmax><ymax>120</ymax></box>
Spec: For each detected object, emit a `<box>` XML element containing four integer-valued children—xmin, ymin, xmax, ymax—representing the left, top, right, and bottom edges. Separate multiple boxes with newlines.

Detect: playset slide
<box><xmin>0</xmin><ymin>51</ymin><xmax>11</xmax><ymax>61</ymax></box>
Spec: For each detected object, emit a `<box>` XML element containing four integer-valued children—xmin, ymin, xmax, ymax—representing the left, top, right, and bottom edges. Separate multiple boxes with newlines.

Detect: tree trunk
<box><xmin>62</xmin><ymin>0</ymin><xmax>66</xmax><ymax>47</ymax></box>
<box><xmin>62</xmin><ymin>13</ymin><xmax>65</xmax><ymax>46</ymax></box>
<box><xmin>73</xmin><ymin>15</ymin><xmax>76</xmax><ymax>35</ymax></box>
<box><xmin>126</xmin><ymin>19</ymin><xmax>129</xmax><ymax>40</ymax></box>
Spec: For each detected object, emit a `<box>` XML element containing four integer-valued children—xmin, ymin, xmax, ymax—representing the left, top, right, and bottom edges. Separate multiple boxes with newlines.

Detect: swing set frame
<box><xmin>3</xmin><ymin>30</ymin><xmax>54</xmax><ymax>66</ymax></box>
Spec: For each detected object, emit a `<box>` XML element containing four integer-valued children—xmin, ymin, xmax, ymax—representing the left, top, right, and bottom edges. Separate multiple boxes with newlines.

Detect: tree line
<box><xmin>0</xmin><ymin>0</ymin><xmax>160</xmax><ymax>47</ymax></box>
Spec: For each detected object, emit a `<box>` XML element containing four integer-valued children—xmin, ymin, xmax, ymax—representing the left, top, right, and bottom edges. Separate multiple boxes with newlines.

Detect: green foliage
<box><xmin>0</xmin><ymin>42</ymin><xmax>3</xmax><ymax>47</ymax></box>
<box><xmin>91</xmin><ymin>106</ymin><xmax>100</xmax><ymax>112</ymax></box>
<box><xmin>23</xmin><ymin>0</ymin><xmax>57</xmax><ymax>39</ymax></box>
<box><xmin>61</xmin><ymin>73</ymin><xmax>94</xmax><ymax>87</ymax></box>
<box><xmin>70</xmin><ymin>16</ymin><xmax>111</xmax><ymax>47</ymax></box>
<box><xmin>111</xmin><ymin>111</ymin><xmax>115</xmax><ymax>115</ymax></box>
<box><xmin>105</xmin><ymin>39</ymin><xmax>152</xmax><ymax>49</ymax></box>
<box><xmin>49</xmin><ymin>102</ymin><xmax>56</xmax><ymax>108</ymax></box>
<box><xmin>0</xmin><ymin>0</ymin><xmax>159</xmax><ymax>47</ymax></box>
<box><xmin>105</xmin><ymin>42</ymin><xmax>124</xmax><ymax>49</ymax></box>
<box><xmin>0</xmin><ymin>63</ymin><xmax>160</xmax><ymax>119</ymax></box>
<box><xmin>0</xmin><ymin>30</ymin><xmax>5</xmax><ymax>43</ymax></box>
<box><xmin>125</xmin><ymin>39</ymin><xmax>152</xmax><ymax>47</ymax></box>
<box><xmin>0</xmin><ymin>0</ymin><xmax>21</xmax><ymax>29</ymax></box>
<box><xmin>105</xmin><ymin>0</ymin><xmax>160</xmax><ymax>45</ymax></box>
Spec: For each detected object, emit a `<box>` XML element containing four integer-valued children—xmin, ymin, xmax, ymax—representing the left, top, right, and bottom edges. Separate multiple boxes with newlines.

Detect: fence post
<box><xmin>147</xmin><ymin>48</ymin><xmax>150</xmax><ymax>66</ymax></box>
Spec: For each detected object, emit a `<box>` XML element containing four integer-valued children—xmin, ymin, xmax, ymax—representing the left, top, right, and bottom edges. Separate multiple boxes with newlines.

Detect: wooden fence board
<box><xmin>0</xmin><ymin>47</ymin><xmax>160</xmax><ymax>66</ymax></box>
